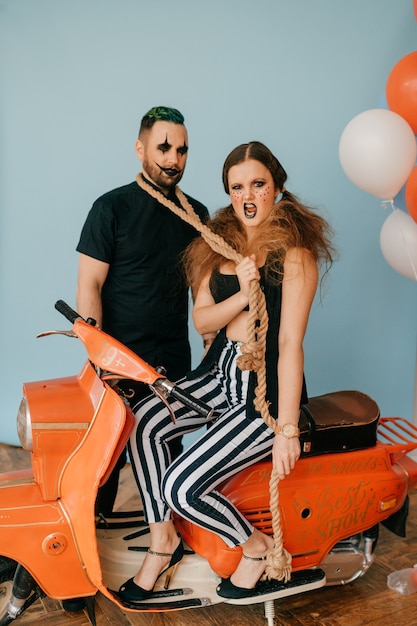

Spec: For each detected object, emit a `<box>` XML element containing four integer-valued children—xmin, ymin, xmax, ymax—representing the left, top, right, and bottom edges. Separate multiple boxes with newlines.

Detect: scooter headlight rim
<box><xmin>17</xmin><ymin>396</ymin><xmax>33</xmax><ymax>451</ymax></box>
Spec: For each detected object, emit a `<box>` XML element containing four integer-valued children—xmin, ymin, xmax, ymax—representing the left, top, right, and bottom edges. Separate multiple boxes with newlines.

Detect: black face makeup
<box><xmin>154</xmin><ymin>136</ymin><xmax>188</xmax><ymax>176</ymax></box>
<box><xmin>140</xmin><ymin>123</ymin><xmax>189</xmax><ymax>192</ymax></box>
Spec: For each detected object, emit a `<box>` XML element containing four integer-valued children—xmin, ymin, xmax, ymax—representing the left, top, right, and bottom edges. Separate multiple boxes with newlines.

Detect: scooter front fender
<box><xmin>0</xmin><ymin>475</ymin><xmax>97</xmax><ymax>598</ymax></box>
<box><xmin>0</xmin><ymin>361</ymin><xmax>130</xmax><ymax>600</ymax></box>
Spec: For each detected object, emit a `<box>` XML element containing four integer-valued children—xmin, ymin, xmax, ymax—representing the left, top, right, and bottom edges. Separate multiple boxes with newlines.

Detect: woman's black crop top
<box><xmin>209</xmin><ymin>268</ymin><xmax>249</xmax><ymax>311</ymax></box>
<box><xmin>190</xmin><ymin>264</ymin><xmax>308</xmax><ymax>416</ymax></box>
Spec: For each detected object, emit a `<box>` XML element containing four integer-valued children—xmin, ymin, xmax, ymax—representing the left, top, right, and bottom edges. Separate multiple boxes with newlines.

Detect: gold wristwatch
<box><xmin>275</xmin><ymin>423</ymin><xmax>300</xmax><ymax>439</ymax></box>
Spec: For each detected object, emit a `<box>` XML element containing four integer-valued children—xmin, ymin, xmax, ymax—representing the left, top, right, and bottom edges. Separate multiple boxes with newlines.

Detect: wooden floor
<box><xmin>2</xmin><ymin>443</ymin><xmax>417</xmax><ymax>626</ymax></box>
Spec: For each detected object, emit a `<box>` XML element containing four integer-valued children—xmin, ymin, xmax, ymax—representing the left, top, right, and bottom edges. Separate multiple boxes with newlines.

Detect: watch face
<box><xmin>282</xmin><ymin>424</ymin><xmax>298</xmax><ymax>437</ymax></box>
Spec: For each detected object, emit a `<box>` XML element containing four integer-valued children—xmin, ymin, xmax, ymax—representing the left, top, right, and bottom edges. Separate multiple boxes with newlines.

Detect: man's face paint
<box><xmin>155</xmin><ymin>136</ymin><xmax>188</xmax><ymax>178</ymax></box>
<box><xmin>138</xmin><ymin>121</ymin><xmax>189</xmax><ymax>192</ymax></box>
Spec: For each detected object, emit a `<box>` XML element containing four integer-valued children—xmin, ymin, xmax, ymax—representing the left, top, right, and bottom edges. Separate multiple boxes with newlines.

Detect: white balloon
<box><xmin>380</xmin><ymin>209</ymin><xmax>417</xmax><ymax>280</ymax></box>
<box><xmin>339</xmin><ymin>109</ymin><xmax>417</xmax><ymax>200</ymax></box>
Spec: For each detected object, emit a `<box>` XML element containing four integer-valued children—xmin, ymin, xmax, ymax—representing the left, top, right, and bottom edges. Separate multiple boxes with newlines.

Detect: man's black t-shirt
<box><xmin>76</xmin><ymin>178</ymin><xmax>209</xmax><ymax>380</ymax></box>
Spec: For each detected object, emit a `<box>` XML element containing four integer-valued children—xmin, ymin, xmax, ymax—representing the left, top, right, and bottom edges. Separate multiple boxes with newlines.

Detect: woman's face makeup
<box><xmin>228</xmin><ymin>159</ymin><xmax>279</xmax><ymax>230</ymax></box>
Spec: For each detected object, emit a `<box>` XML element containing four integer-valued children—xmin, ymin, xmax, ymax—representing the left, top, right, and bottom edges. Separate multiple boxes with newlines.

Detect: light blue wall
<box><xmin>1</xmin><ymin>0</ymin><xmax>416</xmax><ymax>445</ymax></box>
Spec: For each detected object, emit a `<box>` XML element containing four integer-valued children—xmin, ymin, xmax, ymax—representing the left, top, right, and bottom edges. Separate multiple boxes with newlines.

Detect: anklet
<box><xmin>243</xmin><ymin>553</ymin><xmax>267</xmax><ymax>561</ymax></box>
<box><xmin>148</xmin><ymin>548</ymin><xmax>172</xmax><ymax>557</ymax></box>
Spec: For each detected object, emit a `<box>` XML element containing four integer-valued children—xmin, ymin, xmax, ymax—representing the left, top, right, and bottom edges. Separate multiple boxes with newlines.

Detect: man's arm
<box><xmin>76</xmin><ymin>253</ymin><xmax>110</xmax><ymax>327</ymax></box>
<box><xmin>201</xmin><ymin>332</ymin><xmax>217</xmax><ymax>356</ymax></box>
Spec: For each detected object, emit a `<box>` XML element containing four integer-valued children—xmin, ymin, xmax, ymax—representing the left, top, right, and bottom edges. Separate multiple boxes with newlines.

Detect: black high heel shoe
<box><xmin>114</xmin><ymin>539</ymin><xmax>184</xmax><ymax>605</ymax></box>
<box><xmin>217</xmin><ymin>552</ymin><xmax>273</xmax><ymax>603</ymax></box>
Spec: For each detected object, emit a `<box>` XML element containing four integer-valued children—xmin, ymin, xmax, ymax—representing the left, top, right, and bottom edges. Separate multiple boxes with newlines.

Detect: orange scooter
<box><xmin>1</xmin><ymin>300</ymin><xmax>417</xmax><ymax>626</ymax></box>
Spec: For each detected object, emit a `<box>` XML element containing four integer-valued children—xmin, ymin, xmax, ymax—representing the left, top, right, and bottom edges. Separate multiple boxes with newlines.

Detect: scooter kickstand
<box><xmin>85</xmin><ymin>596</ymin><xmax>96</xmax><ymax>626</ymax></box>
<box><xmin>264</xmin><ymin>599</ymin><xmax>275</xmax><ymax>626</ymax></box>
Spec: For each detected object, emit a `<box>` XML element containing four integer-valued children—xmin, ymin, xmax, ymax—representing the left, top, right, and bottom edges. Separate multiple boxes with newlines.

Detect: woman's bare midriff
<box><xmin>225</xmin><ymin>310</ymin><xmax>249</xmax><ymax>342</ymax></box>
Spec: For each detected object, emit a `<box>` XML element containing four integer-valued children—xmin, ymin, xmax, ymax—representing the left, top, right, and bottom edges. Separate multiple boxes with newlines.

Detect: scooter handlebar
<box><xmin>55</xmin><ymin>300</ymin><xmax>84</xmax><ymax>324</ymax></box>
<box><xmin>54</xmin><ymin>300</ymin><xmax>214</xmax><ymax>419</ymax></box>
<box><xmin>153</xmin><ymin>378</ymin><xmax>214</xmax><ymax>419</ymax></box>
<box><xmin>170</xmin><ymin>385</ymin><xmax>214</xmax><ymax>420</ymax></box>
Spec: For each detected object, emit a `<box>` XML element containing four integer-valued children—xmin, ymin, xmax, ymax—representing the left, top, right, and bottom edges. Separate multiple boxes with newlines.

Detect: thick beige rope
<box><xmin>136</xmin><ymin>175</ymin><xmax>291</xmax><ymax>581</ymax></box>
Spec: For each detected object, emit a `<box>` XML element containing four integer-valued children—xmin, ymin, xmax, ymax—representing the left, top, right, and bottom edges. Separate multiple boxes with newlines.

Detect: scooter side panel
<box><xmin>176</xmin><ymin>444</ymin><xmax>409</xmax><ymax>579</ymax></box>
<box><xmin>0</xmin><ymin>480</ymin><xmax>97</xmax><ymax>598</ymax></box>
<box><xmin>59</xmin><ymin>385</ymin><xmax>128</xmax><ymax>590</ymax></box>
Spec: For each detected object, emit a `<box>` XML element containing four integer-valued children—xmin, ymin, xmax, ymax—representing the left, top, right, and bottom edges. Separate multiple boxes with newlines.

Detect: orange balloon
<box><xmin>386</xmin><ymin>51</ymin><xmax>417</xmax><ymax>133</ymax></box>
<box><xmin>405</xmin><ymin>166</ymin><xmax>417</xmax><ymax>223</ymax></box>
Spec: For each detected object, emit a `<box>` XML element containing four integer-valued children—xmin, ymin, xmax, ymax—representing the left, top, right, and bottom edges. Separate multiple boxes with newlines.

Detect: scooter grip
<box><xmin>55</xmin><ymin>300</ymin><xmax>82</xmax><ymax>324</ymax></box>
<box><xmin>170</xmin><ymin>386</ymin><xmax>214</xmax><ymax>419</ymax></box>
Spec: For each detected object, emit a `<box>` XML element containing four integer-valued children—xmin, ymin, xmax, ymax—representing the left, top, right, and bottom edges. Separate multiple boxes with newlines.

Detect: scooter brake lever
<box><xmin>149</xmin><ymin>383</ymin><xmax>177</xmax><ymax>424</ymax></box>
<box><xmin>36</xmin><ymin>330</ymin><xmax>77</xmax><ymax>339</ymax></box>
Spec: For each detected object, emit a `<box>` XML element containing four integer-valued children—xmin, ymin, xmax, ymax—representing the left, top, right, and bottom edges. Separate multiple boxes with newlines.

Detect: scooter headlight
<box><xmin>17</xmin><ymin>397</ymin><xmax>33</xmax><ymax>451</ymax></box>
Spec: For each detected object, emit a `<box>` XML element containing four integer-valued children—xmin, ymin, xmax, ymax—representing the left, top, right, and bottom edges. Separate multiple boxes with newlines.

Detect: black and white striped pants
<box><xmin>128</xmin><ymin>339</ymin><xmax>275</xmax><ymax>547</ymax></box>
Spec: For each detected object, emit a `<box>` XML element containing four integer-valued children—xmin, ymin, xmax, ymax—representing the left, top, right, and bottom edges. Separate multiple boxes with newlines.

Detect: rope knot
<box><xmin>236</xmin><ymin>353</ymin><xmax>257</xmax><ymax>371</ymax></box>
<box><xmin>237</xmin><ymin>341</ymin><xmax>264</xmax><ymax>372</ymax></box>
<box><xmin>264</xmin><ymin>549</ymin><xmax>292</xmax><ymax>583</ymax></box>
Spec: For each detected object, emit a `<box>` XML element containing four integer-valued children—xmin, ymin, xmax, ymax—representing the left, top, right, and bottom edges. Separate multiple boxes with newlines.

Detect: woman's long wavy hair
<box><xmin>183</xmin><ymin>141</ymin><xmax>335</xmax><ymax>292</ymax></box>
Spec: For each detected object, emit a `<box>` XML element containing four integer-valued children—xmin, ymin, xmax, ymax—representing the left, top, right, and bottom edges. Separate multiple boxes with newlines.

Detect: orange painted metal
<box><xmin>0</xmin><ymin>357</ymin><xmax>127</xmax><ymax>599</ymax></box>
<box><xmin>74</xmin><ymin>319</ymin><xmax>162</xmax><ymax>385</ymax></box>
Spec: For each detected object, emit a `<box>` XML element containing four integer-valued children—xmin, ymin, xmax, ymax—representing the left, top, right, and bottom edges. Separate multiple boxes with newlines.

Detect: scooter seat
<box><xmin>299</xmin><ymin>390</ymin><xmax>380</xmax><ymax>456</ymax></box>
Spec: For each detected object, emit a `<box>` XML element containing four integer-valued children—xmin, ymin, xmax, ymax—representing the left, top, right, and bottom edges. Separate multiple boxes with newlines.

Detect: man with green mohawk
<box><xmin>76</xmin><ymin>106</ymin><xmax>210</xmax><ymax>516</ymax></box>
